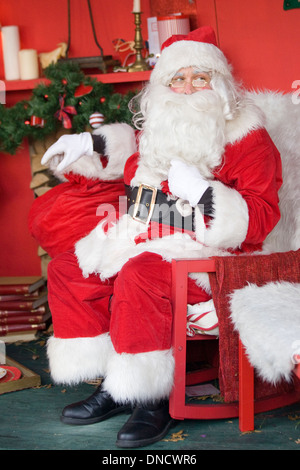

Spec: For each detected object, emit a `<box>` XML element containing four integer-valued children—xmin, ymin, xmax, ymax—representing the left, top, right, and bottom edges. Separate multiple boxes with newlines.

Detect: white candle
<box><xmin>1</xmin><ymin>26</ymin><xmax>20</xmax><ymax>80</ymax></box>
<box><xmin>19</xmin><ymin>49</ymin><xmax>39</xmax><ymax>80</ymax></box>
<box><xmin>133</xmin><ymin>0</ymin><xmax>140</xmax><ymax>12</ymax></box>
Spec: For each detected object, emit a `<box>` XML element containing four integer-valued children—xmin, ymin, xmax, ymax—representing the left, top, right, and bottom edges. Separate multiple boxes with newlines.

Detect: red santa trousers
<box><xmin>47</xmin><ymin>250</ymin><xmax>212</xmax><ymax>401</ymax></box>
<box><xmin>47</xmin><ymin>250</ymin><xmax>211</xmax><ymax>355</ymax></box>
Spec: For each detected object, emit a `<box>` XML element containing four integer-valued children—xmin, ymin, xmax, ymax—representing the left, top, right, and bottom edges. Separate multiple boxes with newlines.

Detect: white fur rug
<box><xmin>229</xmin><ymin>281</ymin><xmax>300</xmax><ymax>384</ymax></box>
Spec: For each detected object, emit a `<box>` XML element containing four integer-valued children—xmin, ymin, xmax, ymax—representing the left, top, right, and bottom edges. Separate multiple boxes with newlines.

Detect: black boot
<box><xmin>116</xmin><ymin>401</ymin><xmax>175</xmax><ymax>448</ymax></box>
<box><xmin>60</xmin><ymin>386</ymin><xmax>131</xmax><ymax>425</ymax></box>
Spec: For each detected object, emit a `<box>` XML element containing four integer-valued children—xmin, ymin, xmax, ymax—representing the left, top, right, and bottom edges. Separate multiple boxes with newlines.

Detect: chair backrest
<box><xmin>249</xmin><ymin>91</ymin><xmax>300</xmax><ymax>252</ymax></box>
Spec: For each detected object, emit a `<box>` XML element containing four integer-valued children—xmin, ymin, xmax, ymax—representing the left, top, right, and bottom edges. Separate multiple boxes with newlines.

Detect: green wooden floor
<box><xmin>1</xmin><ymin>335</ymin><xmax>299</xmax><ymax>452</ymax></box>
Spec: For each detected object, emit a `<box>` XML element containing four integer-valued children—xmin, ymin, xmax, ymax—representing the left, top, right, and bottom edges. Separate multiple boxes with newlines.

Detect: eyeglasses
<box><xmin>169</xmin><ymin>73</ymin><xmax>211</xmax><ymax>89</ymax></box>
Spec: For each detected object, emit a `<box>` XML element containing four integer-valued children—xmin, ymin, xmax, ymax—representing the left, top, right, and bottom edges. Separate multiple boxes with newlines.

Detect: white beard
<box><xmin>132</xmin><ymin>84</ymin><xmax>227</xmax><ymax>187</ymax></box>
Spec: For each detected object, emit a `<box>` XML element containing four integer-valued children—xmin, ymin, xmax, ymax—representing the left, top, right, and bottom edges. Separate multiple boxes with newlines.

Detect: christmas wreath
<box><xmin>0</xmin><ymin>61</ymin><xmax>137</xmax><ymax>154</ymax></box>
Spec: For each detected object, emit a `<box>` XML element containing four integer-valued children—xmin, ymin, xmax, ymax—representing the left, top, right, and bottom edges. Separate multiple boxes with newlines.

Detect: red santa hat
<box><xmin>150</xmin><ymin>26</ymin><xmax>232</xmax><ymax>86</ymax></box>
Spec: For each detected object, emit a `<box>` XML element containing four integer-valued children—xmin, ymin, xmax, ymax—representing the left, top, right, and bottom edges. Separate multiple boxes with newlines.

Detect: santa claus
<box><xmin>39</xmin><ymin>27</ymin><xmax>283</xmax><ymax>447</ymax></box>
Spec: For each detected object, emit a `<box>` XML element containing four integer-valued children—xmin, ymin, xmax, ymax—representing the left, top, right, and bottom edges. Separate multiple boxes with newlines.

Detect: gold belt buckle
<box><xmin>132</xmin><ymin>183</ymin><xmax>157</xmax><ymax>225</ymax></box>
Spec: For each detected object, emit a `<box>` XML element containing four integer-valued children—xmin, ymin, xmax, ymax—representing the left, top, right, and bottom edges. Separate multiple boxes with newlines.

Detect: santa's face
<box><xmin>169</xmin><ymin>67</ymin><xmax>212</xmax><ymax>94</ymax></box>
<box><xmin>132</xmin><ymin>76</ymin><xmax>227</xmax><ymax>186</ymax></box>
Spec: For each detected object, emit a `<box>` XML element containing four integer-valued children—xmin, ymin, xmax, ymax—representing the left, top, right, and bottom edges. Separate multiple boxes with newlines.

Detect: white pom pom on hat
<box><xmin>150</xmin><ymin>26</ymin><xmax>232</xmax><ymax>86</ymax></box>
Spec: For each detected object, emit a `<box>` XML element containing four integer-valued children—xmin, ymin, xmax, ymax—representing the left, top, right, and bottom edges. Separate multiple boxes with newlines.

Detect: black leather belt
<box><xmin>125</xmin><ymin>184</ymin><xmax>195</xmax><ymax>232</ymax></box>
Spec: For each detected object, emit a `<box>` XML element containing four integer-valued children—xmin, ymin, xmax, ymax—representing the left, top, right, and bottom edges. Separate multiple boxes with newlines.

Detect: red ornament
<box><xmin>62</xmin><ymin>79</ymin><xmax>68</xmax><ymax>85</ymax></box>
<box><xmin>100</xmin><ymin>97</ymin><xmax>106</xmax><ymax>103</ymax></box>
<box><xmin>30</xmin><ymin>115</ymin><xmax>45</xmax><ymax>127</ymax></box>
<box><xmin>74</xmin><ymin>83</ymin><xmax>93</xmax><ymax>97</ymax></box>
<box><xmin>89</xmin><ymin>112</ymin><xmax>105</xmax><ymax>128</ymax></box>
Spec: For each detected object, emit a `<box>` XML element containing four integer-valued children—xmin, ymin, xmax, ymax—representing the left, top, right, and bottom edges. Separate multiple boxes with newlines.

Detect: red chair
<box><xmin>170</xmin><ymin>257</ymin><xmax>300</xmax><ymax>432</ymax></box>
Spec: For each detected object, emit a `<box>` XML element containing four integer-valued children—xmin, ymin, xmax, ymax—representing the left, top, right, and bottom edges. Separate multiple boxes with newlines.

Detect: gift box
<box><xmin>157</xmin><ymin>14</ymin><xmax>190</xmax><ymax>49</ymax></box>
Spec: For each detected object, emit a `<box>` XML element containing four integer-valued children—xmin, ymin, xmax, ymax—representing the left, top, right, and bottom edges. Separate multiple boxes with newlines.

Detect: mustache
<box><xmin>146</xmin><ymin>85</ymin><xmax>223</xmax><ymax>113</ymax></box>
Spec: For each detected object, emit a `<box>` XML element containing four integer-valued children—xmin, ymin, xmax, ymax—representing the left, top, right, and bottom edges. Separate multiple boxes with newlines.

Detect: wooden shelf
<box><xmin>93</xmin><ymin>70</ymin><xmax>151</xmax><ymax>83</ymax></box>
<box><xmin>4</xmin><ymin>78</ymin><xmax>50</xmax><ymax>91</ymax></box>
<box><xmin>4</xmin><ymin>70</ymin><xmax>152</xmax><ymax>92</ymax></box>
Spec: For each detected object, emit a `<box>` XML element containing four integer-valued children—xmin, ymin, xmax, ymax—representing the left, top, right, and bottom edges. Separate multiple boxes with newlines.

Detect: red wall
<box><xmin>0</xmin><ymin>0</ymin><xmax>151</xmax><ymax>277</ymax></box>
<box><xmin>0</xmin><ymin>141</ymin><xmax>41</xmax><ymax>275</ymax></box>
<box><xmin>196</xmin><ymin>0</ymin><xmax>300</xmax><ymax>93</ymax></box>
<box><xmin>0</xmin><ymin>0</ymin><xmax>299</xmax><ymax>276</ymax></box>
<box><xmin>0</xmin><ymin>0</ymin><xmax>151</xmax><ymax>77</ymax></box>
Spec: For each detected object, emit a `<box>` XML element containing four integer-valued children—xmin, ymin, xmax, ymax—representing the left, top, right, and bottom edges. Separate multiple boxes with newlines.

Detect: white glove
<box><xmin>168</xmin><ymin>159</ymin><xmax>210</xmax><ymax>207</ymax></box>
<box><xmin>41</xmin><ymin>132</ymin><xmax>93</xmax><ymax>173</ymax></box>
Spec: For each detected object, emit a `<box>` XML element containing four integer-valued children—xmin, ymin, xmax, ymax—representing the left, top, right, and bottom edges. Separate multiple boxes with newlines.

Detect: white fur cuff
<box><xmin>47</xmin><ymin>333</ymin><xmax>113</xmax><ymax>385</ymax></box>
<box><xmin>196</xmin><ymin>180</ymin><xmax>249</xmax><ymax>249</ymax></box>
<box><xmin>103</xmin><ymin>348</ymin><xmax>175</xmax><ymax>404</ymax></box>
<box><xmin>92</xmin><ymin>123</ymin><xmax>136</xmax><ymax>180</ymax></box>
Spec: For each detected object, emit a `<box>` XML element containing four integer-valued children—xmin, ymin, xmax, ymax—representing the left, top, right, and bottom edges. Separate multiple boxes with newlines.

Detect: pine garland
<box><xmin>0</xmin><ymin>61</ymin><xmax>137</xmax><ymax>154</ymax></box>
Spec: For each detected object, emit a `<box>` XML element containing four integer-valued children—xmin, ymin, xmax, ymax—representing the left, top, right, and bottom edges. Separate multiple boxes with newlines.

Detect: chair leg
<box><xmin>169</xmin><ymin>259</ymin><xmax>189</xmax><ymax>419</ymax></box>
<box><xmin>239</xmin><ymin>338</ymin><xmax>254</xmax><ymax>432</ymax></box>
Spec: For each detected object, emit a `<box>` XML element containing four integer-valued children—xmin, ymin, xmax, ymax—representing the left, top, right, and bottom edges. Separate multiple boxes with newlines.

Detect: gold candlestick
<box><xmin>127</xmin><ymin>12</ymin><xmax>150</xmax><ymax>72</ymax></box>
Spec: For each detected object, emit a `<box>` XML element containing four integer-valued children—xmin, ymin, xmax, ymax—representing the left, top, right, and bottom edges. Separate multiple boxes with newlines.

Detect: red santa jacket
<box><xmin>124</xmin><ymin>127</ymin><xmax>282</xmax><ymax>253</ymax></box>
<box><xmin>28</xmin><ymin>173</ymin><xmax>125</xmax><ymax>258</ymax></box>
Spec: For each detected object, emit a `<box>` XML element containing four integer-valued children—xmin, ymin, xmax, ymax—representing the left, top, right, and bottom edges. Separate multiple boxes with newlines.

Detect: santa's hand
<box><xmin>168</xmin><ymin>159</ymin><xmax>210</xmax><ymax>207</ymax></box>
<box><xmin>41</xmin><ymin>132</ymin><xmax>93</xmax><ymax>172</ymax></box>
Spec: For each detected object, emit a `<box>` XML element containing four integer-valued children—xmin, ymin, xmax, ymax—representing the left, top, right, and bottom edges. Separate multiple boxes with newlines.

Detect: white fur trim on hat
<box><xmin>151</xmin><ymin>40</ymin><xmax>232</xmax><ymax>87</ymax></box>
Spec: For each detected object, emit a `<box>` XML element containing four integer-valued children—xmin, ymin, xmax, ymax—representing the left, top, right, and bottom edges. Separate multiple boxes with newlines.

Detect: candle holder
<box><xmin>127</xmin><ymin>11</ymin><xmax>150</xmax><ymax>72</ymax></box>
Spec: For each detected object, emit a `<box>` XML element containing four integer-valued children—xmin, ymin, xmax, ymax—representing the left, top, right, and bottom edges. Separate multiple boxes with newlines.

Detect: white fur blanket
<box><xmin>229</xmin><ymin>281</ymin><xmax>300</xmax><ymax>384</ymax></box>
